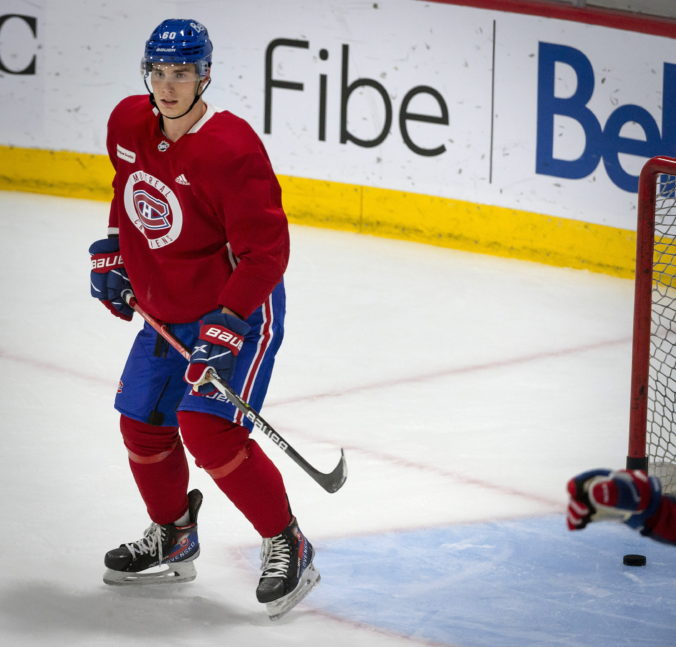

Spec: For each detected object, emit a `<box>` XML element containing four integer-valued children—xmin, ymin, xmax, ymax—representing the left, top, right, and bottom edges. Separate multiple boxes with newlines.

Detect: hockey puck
<box><xmin>623</xmin><ymin>554</ymin><xmax>647</xmax><ymax>566</ymax></box>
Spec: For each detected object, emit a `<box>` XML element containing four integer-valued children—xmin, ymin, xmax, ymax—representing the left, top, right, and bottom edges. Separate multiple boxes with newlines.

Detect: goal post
<box><xmin>627</xmin><ymin>155</ymin><xmax>676</xmax><ymax>494</ymax></box>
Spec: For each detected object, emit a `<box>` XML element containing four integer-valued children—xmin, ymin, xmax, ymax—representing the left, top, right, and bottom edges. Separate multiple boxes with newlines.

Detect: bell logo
<box><xmin>536</xmin><ymin>42</ymin><xmax>675</xmax><ymax>193</ymax></box>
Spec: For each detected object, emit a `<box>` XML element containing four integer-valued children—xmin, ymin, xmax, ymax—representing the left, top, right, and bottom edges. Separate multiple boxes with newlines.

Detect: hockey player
<box><xmin>566</xmin><ymin>468</ymin><xmax>676</xmax><ymax>544</ymax></box>
<box><xmin>89</xmin><ymin>19</ymin><xmax>319</xmax><ymax>619</ymax></box>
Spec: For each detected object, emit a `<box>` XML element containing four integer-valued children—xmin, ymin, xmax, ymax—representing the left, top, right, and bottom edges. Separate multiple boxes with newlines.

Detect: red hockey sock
<box><xmin>211</xmin><ymin>439</ymin><xmax>292</xmax><ymax>538</ymax></box>
<box><xmin>177</xmin><ymin>410</ymin><xmax>291</xmax><ymax>537</ymax></box>
<box><xmin>120</xmin><ymin>415</ymin><xmax>190</xmax><ymax>525</ymax></box>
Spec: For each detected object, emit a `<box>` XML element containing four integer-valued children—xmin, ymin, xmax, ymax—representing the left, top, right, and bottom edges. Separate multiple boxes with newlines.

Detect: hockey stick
<box><xmin>121</xmin><ymin>290</ymin><xmax>347</xmax><ymax>493</ymax></box>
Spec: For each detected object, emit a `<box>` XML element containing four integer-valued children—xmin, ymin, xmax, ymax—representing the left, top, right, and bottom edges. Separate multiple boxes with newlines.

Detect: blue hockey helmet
<box><xmin>142</xmin><ymin>19</ymin><xmax>213</xmax><ymax>78</ymax></box>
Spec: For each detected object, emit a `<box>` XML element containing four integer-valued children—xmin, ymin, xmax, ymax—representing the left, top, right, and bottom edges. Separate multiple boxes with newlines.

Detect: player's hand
<box><xmin>185</xmin><ymin>311</ymin><xmax>251</xmax><ymax>395</ymax></box>
<box><xmin>566</xmin><ymin>468</ymin><xmax>662</xmax><ymax>531</ymax></box>
<box><xmin>89</xmin><ymin>238</ymin><xmax>133</xmax><ymax>321</ymax></box>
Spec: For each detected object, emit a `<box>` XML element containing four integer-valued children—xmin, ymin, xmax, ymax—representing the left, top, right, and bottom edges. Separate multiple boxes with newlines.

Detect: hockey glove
<box><xmin>185</xmin><ymin>311</ymin><xmax>251</xmax><ymax>395</ymax></box>
<box><xmin>89</xmin><ymin>238</ymin><xmax>133</xmax><ymax>321</ymax></box>
<box><xmin>566</xmin><ymin>468</ymin><xmax>662</xmax><ymax>532</ymax></box>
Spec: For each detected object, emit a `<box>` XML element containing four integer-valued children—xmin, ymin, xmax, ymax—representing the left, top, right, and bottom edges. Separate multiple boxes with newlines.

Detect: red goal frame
<box><xmin>627</xmin><ymin>156</ymin><xmax>676</xmax><ymax>472</ymax></box>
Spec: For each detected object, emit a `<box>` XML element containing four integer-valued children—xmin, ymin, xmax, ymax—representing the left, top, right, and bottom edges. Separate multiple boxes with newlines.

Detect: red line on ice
<box><xmin>0</xmin><ymin>336</ymin><xmax>628</xmax><ymax>509</ymax></box>
<box><xmin>266</xmin><ymin>336</ymin><xmax>631</xmax><ymax>408</ymax></box>
<box><xmin>0</xmin><ymin>349</ymin><xmax>115</xmax><ymax>386</ymax></box>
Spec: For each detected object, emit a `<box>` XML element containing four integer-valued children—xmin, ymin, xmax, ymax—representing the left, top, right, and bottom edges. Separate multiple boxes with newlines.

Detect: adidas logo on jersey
<box><xmin>175</xmin><ymin>174</ymin><xmax>190</xmax><ymax>185</ymax></box>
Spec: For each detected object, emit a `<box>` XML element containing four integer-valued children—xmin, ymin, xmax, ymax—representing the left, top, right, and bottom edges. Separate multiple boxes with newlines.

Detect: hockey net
<box><xmin>628</xmin><ymin>156</ymin><xmax>676</xmax><ymax>495</ymax></box>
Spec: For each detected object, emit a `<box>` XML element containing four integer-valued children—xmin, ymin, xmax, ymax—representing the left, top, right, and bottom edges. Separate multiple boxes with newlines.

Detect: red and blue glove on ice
<box><xmin>185</xmin><ymin>311</ymin><xmax>251</xmax><ymax>395</ymax></box>
<box><xmin>89</xmin><ymin>238</ymin><xmax>133</xmax><ymax>321</ymax></box>
<box><xmin>566</xmin><ymin>468</ymin><xmax>662</xmax><ymax>531</ymax></box>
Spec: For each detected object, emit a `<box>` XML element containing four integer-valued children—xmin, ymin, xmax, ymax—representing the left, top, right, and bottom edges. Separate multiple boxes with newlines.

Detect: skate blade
<box><xmin>265</xmin><ymin>564</ymin><xmax>321</xmax><ymax>621</ymax></box>
<box><xmin>103</xmin><ymin>560</ymin><xmax>197</xmax><ymax>586</ymax></box>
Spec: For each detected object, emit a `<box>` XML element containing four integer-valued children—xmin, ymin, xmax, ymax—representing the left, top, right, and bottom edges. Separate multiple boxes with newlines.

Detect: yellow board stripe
<box><xmin>0</xmin><ymin>145</ymin><xmax>636</xmax><ymax>277</ymax></box>
<box><xmin>0</xmin><ymin>146</ymin><xmax>114</xmax><ymax>200</ymax></box>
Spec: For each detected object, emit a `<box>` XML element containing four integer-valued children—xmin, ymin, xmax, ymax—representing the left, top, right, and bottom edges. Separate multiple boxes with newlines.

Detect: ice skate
<box><xmin>256</xmin><ymin>517</ymin><xmax>320</xmax><ymax>620</ymax></box>
<box><xmin>103</xmin><ymin>489</ymin><xmax>202</xmax><ymax>585</ymax></box>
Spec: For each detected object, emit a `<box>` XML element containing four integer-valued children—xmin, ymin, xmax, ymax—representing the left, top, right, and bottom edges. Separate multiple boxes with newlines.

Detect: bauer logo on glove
<box><xmin>89</xmin><ymin>238</ymin><xmax>134</xmax><ymax>321</ymax></box>
<box><xmin>185</xmin><ymin>311</ymin><xmax>250</xmax><ymax>395</ymax></box>
<box><xmin>203</xmin><ymin>325</ymin><xmax>244</xmax><ymax>352</ymax></box>
<box><xmin>91</xmin><ymin>253</ymin><xmax>124</xmax><ymax>271</ymax></box>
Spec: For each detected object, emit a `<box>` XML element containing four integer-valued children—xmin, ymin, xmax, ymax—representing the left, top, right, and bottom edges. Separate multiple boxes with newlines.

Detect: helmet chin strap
<box><xmin>146</xmin><ymin>78</ymin><xmax>211</xmax><ymax>121</ymax></box>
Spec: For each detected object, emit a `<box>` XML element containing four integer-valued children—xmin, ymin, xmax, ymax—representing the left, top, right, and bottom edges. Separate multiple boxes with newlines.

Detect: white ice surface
<box><xmin>0</xmin><ymin>191</ymin><xmax>660</xmax><ymax>647</ymax></box>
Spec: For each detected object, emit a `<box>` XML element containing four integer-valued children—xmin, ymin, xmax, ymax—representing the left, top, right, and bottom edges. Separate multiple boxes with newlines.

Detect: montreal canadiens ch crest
<box><xmin>123</xmin><ymin>170</ymin><xmax>183</xmax><ymax>249</ymax></box>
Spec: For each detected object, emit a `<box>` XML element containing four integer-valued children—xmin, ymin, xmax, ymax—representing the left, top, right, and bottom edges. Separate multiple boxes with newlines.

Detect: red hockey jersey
<box><xmin>106</xmin><ymin>95</ymin><xmax>289</xmax><ymax>323</ymax></box>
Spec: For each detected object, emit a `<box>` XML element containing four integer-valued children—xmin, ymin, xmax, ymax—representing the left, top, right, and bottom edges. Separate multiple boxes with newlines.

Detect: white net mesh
<box><xmin>647</xmin><ymin>172</ymin><xmax>676</xmax><ymax>495</ymax></box>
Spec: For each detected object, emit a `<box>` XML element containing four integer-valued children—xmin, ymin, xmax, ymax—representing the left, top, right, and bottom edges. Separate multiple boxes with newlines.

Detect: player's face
<box><xmin>148</xmin><ymin>64</ymin><xmax>206</xmax><ymax>117</ymax></box>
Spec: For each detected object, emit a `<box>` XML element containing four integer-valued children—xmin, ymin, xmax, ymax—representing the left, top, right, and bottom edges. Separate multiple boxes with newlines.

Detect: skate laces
<box><xmin>125</xmin><ymin>523</ymin><xmax>167</xmax><ymax>562</ymax></box>
<box><xmin>260</xmin><ymin>534</ymin><xmax>292</xmax><ymax>579</ymax></box>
